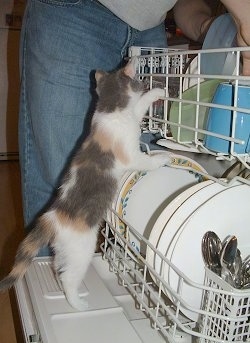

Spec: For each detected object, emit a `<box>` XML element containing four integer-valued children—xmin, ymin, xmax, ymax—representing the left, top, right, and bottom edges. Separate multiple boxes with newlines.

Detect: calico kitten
<box><xmin>0</xmin><ymin>57</ymin><xmax>170</xmax><ymax>311</ymax></box>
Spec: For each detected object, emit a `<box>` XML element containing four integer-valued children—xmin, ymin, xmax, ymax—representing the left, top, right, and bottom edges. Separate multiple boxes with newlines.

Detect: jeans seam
<box><xmin>121</xmin><ymin>25</ymin><xmax>133</xmax><ymax>58</ymax></box>
<box><xmin>21</xmin><ymin>7</ymin><xmax>31</xmax><ymax>225</ymax></box>
<box><xmin>34</xmin><ymin>0</ymin><xmax>81</xmax><ymax>7</ymax></box>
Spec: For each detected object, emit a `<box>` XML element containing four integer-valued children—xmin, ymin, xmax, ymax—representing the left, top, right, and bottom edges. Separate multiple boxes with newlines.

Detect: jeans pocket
<box><xmin>35</xmin><ymin>0</ymin><xmax>81</xmax><ymax>6</ymax></box>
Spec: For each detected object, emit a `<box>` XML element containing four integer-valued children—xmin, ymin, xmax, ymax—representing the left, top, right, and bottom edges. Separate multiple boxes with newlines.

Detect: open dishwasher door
<box><xmin>14</xmin><ymin>255</ymin><xmax>167</xmax><ymax>343</ymax></box>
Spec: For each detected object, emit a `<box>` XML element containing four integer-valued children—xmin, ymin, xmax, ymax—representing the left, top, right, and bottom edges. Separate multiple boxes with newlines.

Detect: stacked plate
<box><xmin>111</xmin><ymin>150</ymin><xmax>250</xmax><ymax>321</ymax></box>
<box><xmin>111</xmin><ymin>151</ymin><xmax>207</xmax><ymax>256</ymax></box>
<box><xmin>146</xmin><ymin>180</ymin><xmax>250</xmax><ymax>322</ymax></box>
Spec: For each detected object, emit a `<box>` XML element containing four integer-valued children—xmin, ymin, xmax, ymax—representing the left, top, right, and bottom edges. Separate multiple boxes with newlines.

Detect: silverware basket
<box><xmin>200</xmin><ymin>267</ymin><xmax>250</xmax><ymax>342</ymax></box>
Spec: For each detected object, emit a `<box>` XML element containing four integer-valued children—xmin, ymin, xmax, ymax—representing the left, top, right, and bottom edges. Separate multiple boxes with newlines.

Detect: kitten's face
<box><xmin>95</xmin><ymin>58</ymin><xmax>144</xmax><ymax>112</ymax></box>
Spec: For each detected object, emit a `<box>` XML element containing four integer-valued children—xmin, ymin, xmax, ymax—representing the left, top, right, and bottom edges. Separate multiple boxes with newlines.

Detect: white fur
<box><xmin>59</xmin><ymin>166</ymin><xmax>78</xmax><ymax>200</ymax></box>
<box><xmin>93</xmin><ymin>87</ymin><xmax>170</xmax><ymax>176</ymax></box>
<box><xmin>48</xmin><ymin>210</ymin><xmax>98</xmax><ymax>311</ymax></box>
<box><xmin>48</xmin><ymin>85</ymin><xmax>169</xmax><ymax>311</ymax></box>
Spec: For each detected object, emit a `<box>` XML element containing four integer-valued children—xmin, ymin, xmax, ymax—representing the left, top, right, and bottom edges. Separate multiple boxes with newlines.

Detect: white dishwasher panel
<box><xmin>15</xmin><ymin>255</ymin><xmax>166</xmax><ymax>343</ymax></box>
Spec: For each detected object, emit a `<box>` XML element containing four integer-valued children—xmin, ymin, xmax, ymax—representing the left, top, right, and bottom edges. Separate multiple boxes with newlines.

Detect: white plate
<box><xmin>182</xmin><ymin>56</ymin><xmax>205</xmax><ymax>92</ymax></box>
<box><xmin>168</xmin><ymin>184</ymin><xmax>250</xmax><ymax>322</ymax></box>
<box><xmin>112</xmin><ymin>152</ymin><xmax>206</xmax><ymax>229</ymax></box>
<box><xmin>165</xmin><ymin>181</ymin><xmax>234</xmax><ymax>277</ymax></box>
<box><xmin>146</xmin><ymin>179</ymin><xmax>214</xmax><ymax>283</ymax></box>
<box><xmin>122</xmin><ymin>166</ymin><xmax>200</xmax><ymax>255</ymax></box>
<box><xmin>114</xmin><ymin>152</ymin><xmax>207</xmax><ymax>255</ymax></box>
<box><xmin>153</xmin><ymin>180</ymin><xmax>233</xmax><ymax>315</ymax></box>
<box><xmin>154</xmin><ymin>181</ymin><xmax>227</xmax><ymax>283</ymax></box>
<box><xmin>108</xmin><ymin>170</ymin><xmax>136</xmax><ymax>231</ymax></box>
<box><xmin>113</xmin><ymin>171</ymin><xmax>133</xmax><ymax>206</ymax></box>
<box><xmin>113</xmin><ymin>170</ymin><xmax>146</xmax><ymax>238</ymax></box>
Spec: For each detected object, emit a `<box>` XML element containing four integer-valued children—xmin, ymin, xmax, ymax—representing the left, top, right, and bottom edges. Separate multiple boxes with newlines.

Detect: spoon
<box><xmin>241</xmin><ymin>255</ymin><xmax>250</xmax><ymax>275</ymax></box>
<box><xmin>201</xmin><ymin>231</ymin><xmax>222</xmax><ymax>275</ymax></box>
<box><xmin>207</xmin><ymin>231</ymin><xmax>222</xmax><ymax>274</ymax></box>
<box><xmin>232</xmin><ymin>248</ymin><xmax>243</xmax><ymax>288</ymax></box>
<box><xmin>201</xmin><ymin>232</ymin><xmax>210</xmax><ymax>268</ymax></box>
<box><xmin>220</xmin><ymin>235</ymin><xmax>238</xmax><ymax>286</ymax></box>
<box><xmin>240</xmin><ymin>256</ymin><xmax>250</xmax><ymax>286</ymax></box>
<box><xmin>241</xmin><ymin>281</ymin><xmax>250</xmax><ymax>290</ymax></box>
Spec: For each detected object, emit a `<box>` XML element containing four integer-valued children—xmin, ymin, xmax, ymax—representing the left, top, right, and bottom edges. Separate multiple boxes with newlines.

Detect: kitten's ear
<box><xmin>124</xmin><ymin>57</ymin><xmax>138</xmax><ymax>79</ymax></box>
<box><xmin>95</xmin><ymin>70</ymin><xmax>107</xmax><ymax>83</ymax></box>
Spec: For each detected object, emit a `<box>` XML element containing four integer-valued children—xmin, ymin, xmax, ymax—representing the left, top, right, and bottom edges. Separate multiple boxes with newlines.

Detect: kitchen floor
<box><xmin>0</xmin><ymin>160</ymin><xmax>25</xmax><ymax>343</ymax></box>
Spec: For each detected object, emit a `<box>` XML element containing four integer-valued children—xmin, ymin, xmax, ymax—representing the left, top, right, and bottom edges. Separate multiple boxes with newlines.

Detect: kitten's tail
<box><xmin>0</xmin><ymin>214</ymin><xmax>55</xmax><ymax>290</ymax></box>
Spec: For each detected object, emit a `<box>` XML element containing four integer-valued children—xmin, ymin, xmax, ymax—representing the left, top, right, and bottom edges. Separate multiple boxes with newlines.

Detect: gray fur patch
<box><xmin>74</xmin><ymin>139</ymin><xmax>114</xmax><ymax>170</ymax></box>
<box><xmin>0</xmin><ymin>275</ymin><xmax>17</xmax><ymax>290</ymax></box>
<box><xmin>54</xmin><ymin>141</ymin><xmax>117</xmax><ymax>227</ymax></box>
<box><xmin>96</xmin><ymin>69</ymin><xmax>144</xmax><ymax>113</ymax></box>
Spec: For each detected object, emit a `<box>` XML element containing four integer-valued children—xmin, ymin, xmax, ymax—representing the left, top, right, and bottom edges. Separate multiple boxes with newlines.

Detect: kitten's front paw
<box><xmin>150</xmin><ymin>88</ymin><xmax>166</xmax><ymax>101</ymax></box>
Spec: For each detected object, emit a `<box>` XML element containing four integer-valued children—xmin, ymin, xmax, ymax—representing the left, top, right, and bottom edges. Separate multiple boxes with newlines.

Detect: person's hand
<box><xmin>237</xmin><ymin>31</ymin><xmax>250</xmax><ymax>76</ymax></box>
<box><xmin>220</xmin><ymin>0</ymin><xmax>250</xmax><ymax>75</ymax></box>
<box><xmin>174</xmin><ymin>0</ymin><xmax>250</xmax><ymax>75</ymax></box>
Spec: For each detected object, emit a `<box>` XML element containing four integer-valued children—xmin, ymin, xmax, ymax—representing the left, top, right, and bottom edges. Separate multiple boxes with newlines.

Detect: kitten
<box><xmin>0</xmin><ymin>57</ymin><xmax>170</xmax><ymax>311</ymax></box>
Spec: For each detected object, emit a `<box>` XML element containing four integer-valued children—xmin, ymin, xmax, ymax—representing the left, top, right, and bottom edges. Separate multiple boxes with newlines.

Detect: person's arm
<box><xmin>220</xmin><ymin>0</ymin><xmax>250</xmax><ymax>75</ymax></box>
<box><xmin>174</xmin><ymin>0</ymin><xmax>250</xmax><ymax>75</ymax></box>
<box><xmin>173</xmin><ymin>0</ymin><xmax>214</xmax><ymax>42</ymax></box>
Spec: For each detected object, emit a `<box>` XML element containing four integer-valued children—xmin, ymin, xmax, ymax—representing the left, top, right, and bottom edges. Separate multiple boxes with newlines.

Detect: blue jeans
<box><xmin>19</xmin><ymin>0</ymin><xmax>167</xmax><ymax>255</ymax></box>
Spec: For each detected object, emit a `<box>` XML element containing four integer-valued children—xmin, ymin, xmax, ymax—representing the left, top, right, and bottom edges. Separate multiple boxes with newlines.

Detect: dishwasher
<box><xmin>14</xmin><ymin>45</ymin><xmax>250</xmax><ymax>343</ymax></box>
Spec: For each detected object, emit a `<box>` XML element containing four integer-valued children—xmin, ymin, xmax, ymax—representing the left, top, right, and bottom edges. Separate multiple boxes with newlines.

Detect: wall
<box><xmin>0</xmin><ymin>0</ymin><xmax>26</xmax><ymax>159</ymax></box>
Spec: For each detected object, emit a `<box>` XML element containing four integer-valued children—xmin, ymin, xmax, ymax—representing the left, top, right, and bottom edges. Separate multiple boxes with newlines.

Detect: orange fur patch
<box><xmin>92</xmin><ymin>126</ymin><xmax>129</xmax><ymax>164</ymax></box>
<box><xmin>113</xmin><ymin>141</ymin><xmax>130</xmax><ymax>165</ymax></box>
<box><xmin>56</xmin><ymin>210</ymin><xmax>89</xmax><ymax>232</ymax></box>
<box><xmin>38</xmin><ymin>214</ymin><xmax>54</xmax><ymax>240</ymax></box>
<box><xmin>11</xmin><ymin>260</ymin><xmax>28</xmax><ymax>278</ymax></box>
<box><xmin>92</xmin><ymin>128</ymin><xmax>113</xmax><ymax>152</ymax></box>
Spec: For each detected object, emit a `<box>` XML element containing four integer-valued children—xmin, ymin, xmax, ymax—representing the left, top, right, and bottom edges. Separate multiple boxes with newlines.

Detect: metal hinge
<box><xmin>29</xmin><ymin>334</ymin><xmax>41</xmax><ymax>343</ymax></box>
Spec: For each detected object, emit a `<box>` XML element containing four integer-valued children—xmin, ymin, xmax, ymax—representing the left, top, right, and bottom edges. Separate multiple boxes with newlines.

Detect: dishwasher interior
<box><xmin>14</xmin><ymin>46</ymin><xmax>250</xmax><ymax>343</ymax></box>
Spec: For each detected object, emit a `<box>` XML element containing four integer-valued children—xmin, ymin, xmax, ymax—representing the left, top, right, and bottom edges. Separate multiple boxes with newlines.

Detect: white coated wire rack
<box><xmin>101</xmin><ymin>210</ymin><xmax>250</xmax><ymax>343</ymax></box>
<box><xmin>129</xmin><ymin>46</ymin><xmax>250</xmax><ymax>168</ymax></box>
<box><xmin>100</xmin><ymin>46</ymin><xmax>250</xmax><ymax>343</ymax></box>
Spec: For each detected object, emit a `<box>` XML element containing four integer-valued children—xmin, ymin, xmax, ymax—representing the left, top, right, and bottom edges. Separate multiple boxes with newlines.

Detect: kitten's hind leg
<box><xmin>54</xmin><ymin>227</ymin><xmax>98</xmax><ymax>311</ymax></box>
<box><xmin>61</xmin><ymin>269</ymin><xmax>89</xmax><ymax>311</ymax></box>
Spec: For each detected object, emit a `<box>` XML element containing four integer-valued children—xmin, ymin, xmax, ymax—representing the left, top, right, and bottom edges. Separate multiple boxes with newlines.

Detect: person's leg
<box><xmin>133</xmin><ymin>23</ymin><xmax>168</xmax><ymax>48</ymax></box>
<box><xmin>18</xmin><ymin>0</ymin><xmax>130</xmax><ymax>255</ymax></box>
<box><xmin>19</xmin><ymin>0</ymin><xmax>168</xmax><ymax>256</ymax></box>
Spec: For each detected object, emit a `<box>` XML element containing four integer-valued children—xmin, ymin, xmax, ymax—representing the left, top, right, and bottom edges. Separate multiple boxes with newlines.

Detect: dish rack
<box><xmin>129</xmin><ymin>46</ymin><xmax>250</xmax><ymax>169</ymax></box>
<box><xmin>100</xmin><ymin>215</ymin><xmax>250</xmax><ymax>343</ymax></box>
<box><xmin>100</xmin><ymin>46</ymin><xmax>250</xmax><ymax>343</ymax></box>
